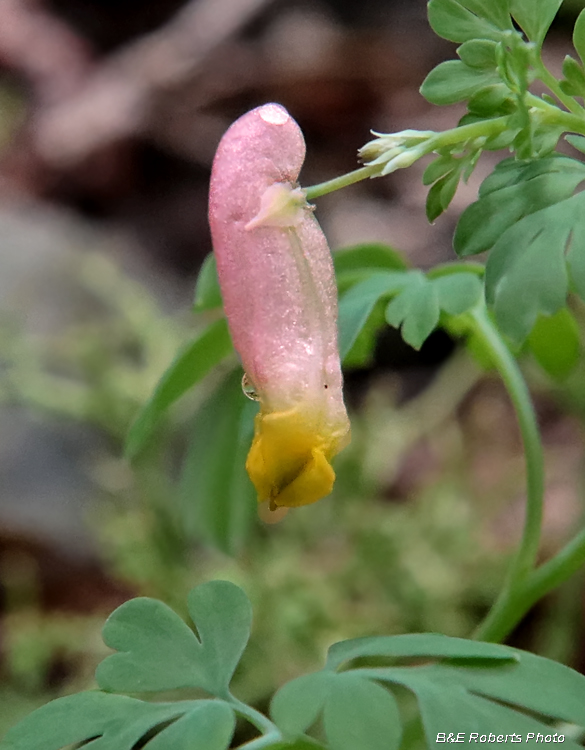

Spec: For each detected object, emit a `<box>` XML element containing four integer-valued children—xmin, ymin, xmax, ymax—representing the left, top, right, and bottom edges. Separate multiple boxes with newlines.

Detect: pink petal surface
<box><xmin>209</xmin><ymin>103</ymin><xmax>349</xmax><ymax>508</ymax></box>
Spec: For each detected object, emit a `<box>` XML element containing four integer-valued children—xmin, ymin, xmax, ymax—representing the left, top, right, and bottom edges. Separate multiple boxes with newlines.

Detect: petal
<box><xmin>246</xmin><ymin>406</ymin><xmax>349</xmax><ymax>508</ymax></box>
<box><xmin>209</xmin><ymin>103</ymin><xmax>350</xmax><ymax>508</ymax></box>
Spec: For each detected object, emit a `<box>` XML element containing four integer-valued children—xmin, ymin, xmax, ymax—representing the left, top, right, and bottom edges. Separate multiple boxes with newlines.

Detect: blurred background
<box><xmin>1</xmin><ymin>0</ymin><xmax>585</xmax><ymax>737</ymax></box>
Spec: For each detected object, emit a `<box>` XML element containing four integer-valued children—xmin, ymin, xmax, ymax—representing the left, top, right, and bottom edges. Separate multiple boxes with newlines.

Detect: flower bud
<box><xmin>209</xmin><ymin>103</ymin><xmax>350</xmax><ymax>511</ymax></box>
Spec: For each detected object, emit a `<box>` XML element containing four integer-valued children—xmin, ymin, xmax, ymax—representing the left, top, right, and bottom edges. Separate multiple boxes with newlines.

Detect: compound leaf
<box><xmin>384</xmin><ymin>674</ymin><xmax>582</xmax><ymax>750</ymax></box>
<box><xmin>454</xmin><ymin>156</ymin><xmax>585</xmax><ymax>257</ymax></box>
<box><xmin>385</xmin><ymin>270</ymin><xmax>482</xmax><ymax>349</ymax></box>
<box><xmin>96</xmin><ymin>580</ymin><xmax>251</xmax><ymax>696</ymax></box>
<box><xmin>96</xmin><ymin>599</ymin><xmax>207</xmax><ymax>693</ymax></box>
<box><xmin>338</xmin><ymin>268</ymin><xmax>482</xmax><ymax>355</ymax></box>
<box><xmin>0</xmin><ymin>694</ymin><xmax>234</xmax><ymax>750</ymax></box>
<box><xmin>485</xmin><ymin>191</ymin><xmax>585</xmax><ymax>343</ymax></box>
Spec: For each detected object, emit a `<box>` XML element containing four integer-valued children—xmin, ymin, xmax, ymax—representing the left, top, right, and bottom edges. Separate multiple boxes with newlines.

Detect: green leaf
<box><xmin>510</xmin><ymin>0</ymin><xmax>563</xmax><ymax>43</ymax></box>
<box><xmin>566</xmin><ymin>134</ymin><xmax>585</xmax><ymax>155</ymax></box>
<box><xmin>271</xmin><ymin>672</ymin><xmax>335</xmax><ymax>737</ymax></box>
<box><xmin>0</xmin><ymin>693</ymin><xmax>234</xmax><ymax>750</ymax></box>
<box><xmin>574</xmin><ymin>7</ymin><xmax>585</xmax><ymax>67</ymax></box>
<box><xmin>385</xmin><ymin>273</ymin><xmax>441</xmax><ymax>349</ymax></box>
<box><xmin>432</xmin><ymin>272</ymin><xmax>484</xmax><ymax>315</ymax></box>
<box><xmin>323</xmin><ymin>674</ymin><xmax>401</xmax><ymax>750</ymax></box>
<box><xmin>485</xmin><ymin>191</ymin><xmax>585</xmax><ymax>342</ymax></box>
<box><xmin>186</xmin><ymin>579</ymin><xmax>253</xmax><ymax>695</ymax></box>
<box><xmin>194</xmin><ymin>254</ymin><xmax>222</xmax><ymax>311</ymax></box>
<box><xmin>179</xmin><ymin>369</ymin><xmax>257</xmax><ymax>555</ymax></box>
<box><xmin>326</xmin><ymin>633</ymin><xmax>517</xmax><ymax>671</ymax></box>
<box><xmin>125</xmin><ymin>319</ymin><xmax>233</xmax><ymax>460</ymax></box>
<box><xmin>96</xmin><ymin>600</ymin><xmax>211</xmax><ymax>693</ymax></box>
<box><xmin>467</xmin><ymin>84</ymin><xmax>515</xmax><ymax>117</ymax></box>
<box><xmin>454</xmin><ymin>156</ymin><xmax>585</xmax><ymax>257</ymax></box>
<box><xmin>338</xmin><ymin>272</ymin><xmax>408</xmax><ymax>359</ymax></box>
<box><xmin>457</xmin><ymin>39</ymin><xmax>498</xmax><ymax>68</ymax></box>
<box><xmin>371</xmin><ymin>648</ymin><xmax>585</xmax><ymax>742</ymax></box>
<box><xmin>138</xmin><ymin>701</ymin><xmax>235</xmax><ymax>750</ymax></box>
<box><xmin>0</xmin><ymin>693</ymin><xmax>169</xmax><ymax>750</ymax></box>
<box><xmin>427</xmin><ymin>647</ymin><xmax>585</xmax><ymax>726</ymax></box>
<box><xmin>427</xmin><ymin>0</ymin><xmax>510</xmax><ymax>44</ymax></box>
<box><xmin>426</xmin><ymin>170</ymin><xmax>460</xmax><ymax>222</ymax></box>
<box><xmin>421</xmin><ymin>60</ymin><xmax>500</xmax><ymax>105</ymax></box>
<box><xmin>561</xmin><ymin>55</ymin><xmax>585</xmax><ymax>98</ymax></box>
<box><xmin>527</xmin><ymin>308</ymin><xmax>581</xmax><ymax>380</ymax></box>
<box><xmin>386</xmin><ymin>271</ymin><xmax>482</xmax><ymax>350</ymax></box>
<box><xmin>338</xmin><ymin>269</ymin><xmax>482</xmax><ymax>354</ymax></box>
<box><xmin>96</xmin><ymin>580</ymin><xmax>251</xmax><ymax>696</ymax></box>
<box><xmin>334</xmin><ymin>243</ymin><xmax>408</xmax><ymax>295</ymax></box>
<box><xmin>333</xmin><ymin>243</ymin><xmax>407</xmax><ymax>276</ymax></box>
<box><xmin>272</xmin><ymin>636</ymin><xmax>585</xmax><ymax>750</ymax></box>
<box><xmin>342</xmin><ymin>298</ymin><xmax>387</xmax><ymax>368</ymax></box>
<box><xmin>422</xmin><ymin>155</ymin><xmax>457</xmax><ymax>186</ymax></box>
<box><xmin>380</xmin><ymin>671</ymin><xmax>582</xmax><ymax>750</ymax></box>
<box><xmin>275</xmin><ymin>744</ymin><xmax>325</xmax><ymax>750</ymax></box>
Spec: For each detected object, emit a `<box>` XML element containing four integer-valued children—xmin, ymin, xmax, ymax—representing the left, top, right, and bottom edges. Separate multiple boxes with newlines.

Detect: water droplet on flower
<box><xmin>258</xmin><ymin>500</ymin><xmax>289</xmax><ymax>524</ymax></box>
<box><xmin>242</xmin><ymin>373</ymin><xmax>260</xmax><ymax>401</ymax></box>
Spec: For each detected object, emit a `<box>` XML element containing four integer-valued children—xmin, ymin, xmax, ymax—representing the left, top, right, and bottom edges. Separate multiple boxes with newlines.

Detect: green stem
<box><xmin>239</xmin><ymin>732</ymin><xmax>284</xmax><ymax>749</ymax></box>
<box><xmin>534</xmin><ymin>58</ymin><xmax>585</xmax><ymax>116</ymax></box>
<box><xmin>472</xmin><ymin>525</ymin><xmax>585</xmax><ymax>643</ymax></box>
<box><xmin>423</xmin><ymin>116</ymin><xmax>509</xmax><ymax>150</ymax></box>
<box><xmin>468</xmin><ymin>305</ymin><xmax>545</xmax><ymax>643</ymax></box>
<box><xmin>527</xmin><ymin>92</ymin><xmax>585</xmax><ymax>135</ymax></box>
<box><xmin>304</xmin><ymin>165</ymin><xmax>379</xmax><ymax>200</ymax></box>
<box><xmin>523</xmin><ymin>526</ymin><xmax>585</xmax><ymax>607</ymax></box>
<box><xmin>228</xmin><ymin>694</ymin><xmax>282</xmax><ymax>744</ymax></box>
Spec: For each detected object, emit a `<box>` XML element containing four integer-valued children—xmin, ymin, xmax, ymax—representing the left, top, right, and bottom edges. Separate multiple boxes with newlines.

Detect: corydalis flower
<box><xmin>209</xmin><ymin>103</ymin><xmax>350</xmax><ymax>511</ymax></box>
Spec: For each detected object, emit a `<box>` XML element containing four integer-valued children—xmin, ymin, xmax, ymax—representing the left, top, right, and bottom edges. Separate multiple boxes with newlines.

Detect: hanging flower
<box><xmin>209</xmin><ymin>103</ymin><xmax>350</xmax><ymax>513</ymax></box>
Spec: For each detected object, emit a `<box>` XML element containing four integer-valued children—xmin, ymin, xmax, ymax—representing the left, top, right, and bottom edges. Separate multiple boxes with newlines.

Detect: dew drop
<box><xmin>242</xmin><ymin>373</ymin><xmax>260</xmax><ymax>401</ymax></box>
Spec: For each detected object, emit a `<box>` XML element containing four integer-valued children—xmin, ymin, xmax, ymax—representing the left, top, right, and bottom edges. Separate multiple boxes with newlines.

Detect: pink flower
<box><xmin>209</xmin><ymin>103</ymin><xmax>350</xmax><ymax>511</ymax></box>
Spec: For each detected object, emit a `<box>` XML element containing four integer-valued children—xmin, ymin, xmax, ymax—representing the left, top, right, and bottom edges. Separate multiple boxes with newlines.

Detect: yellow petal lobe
<box><xmin>246</xmin><ymin>407</ymin><xmax>346</xmax><ymax>508</ymax></box>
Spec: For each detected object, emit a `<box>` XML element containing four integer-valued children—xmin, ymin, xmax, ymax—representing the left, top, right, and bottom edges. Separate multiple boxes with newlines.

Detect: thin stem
<box><xmin>523</xmin><ymin>526</ymin><xmax>585</xmax><ymax>606</ymax></box>
<box><xmin>526</xmin><ymin>92</ymin><xmax>585</xmax><ymax>135</ymax></box>
<box><xmin>472</xmin><ymin>525</ymin><xmax>585</xmax><ymax>643</ymax></box>
<box><xmin>304</xmin><ymin>165</ymin><xmax>379</xmax><ymax>200</ymax></box>
<box><xmin>239</xmin><ymin>731</ymin><xmax>284</xmax><ymax>749</ymax></box>
<box><xmin>423</xmin><ymin>116</ymin><xmax>509</xmax><ymax>150</ymax></box>
<box><xmin>468</xmin><ymin>305</ymin><xmax>545</xmax><ymax>642</ymax></box>
<box><xmin>228</xmin><ymin>694</ymin><xmax>282</xmax><ymax>739</ymax></box>
<box><xmin>534</xmin><ymin>59</ymin><xmax>585</xmax><ymax>116</ymax></box>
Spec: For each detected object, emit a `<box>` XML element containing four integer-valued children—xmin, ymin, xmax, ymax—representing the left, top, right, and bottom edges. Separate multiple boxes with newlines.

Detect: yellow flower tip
<box><xmin>245</xmin><ymin>406</ymin><xmax>349</xmax><ymax>509</ymax></box>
